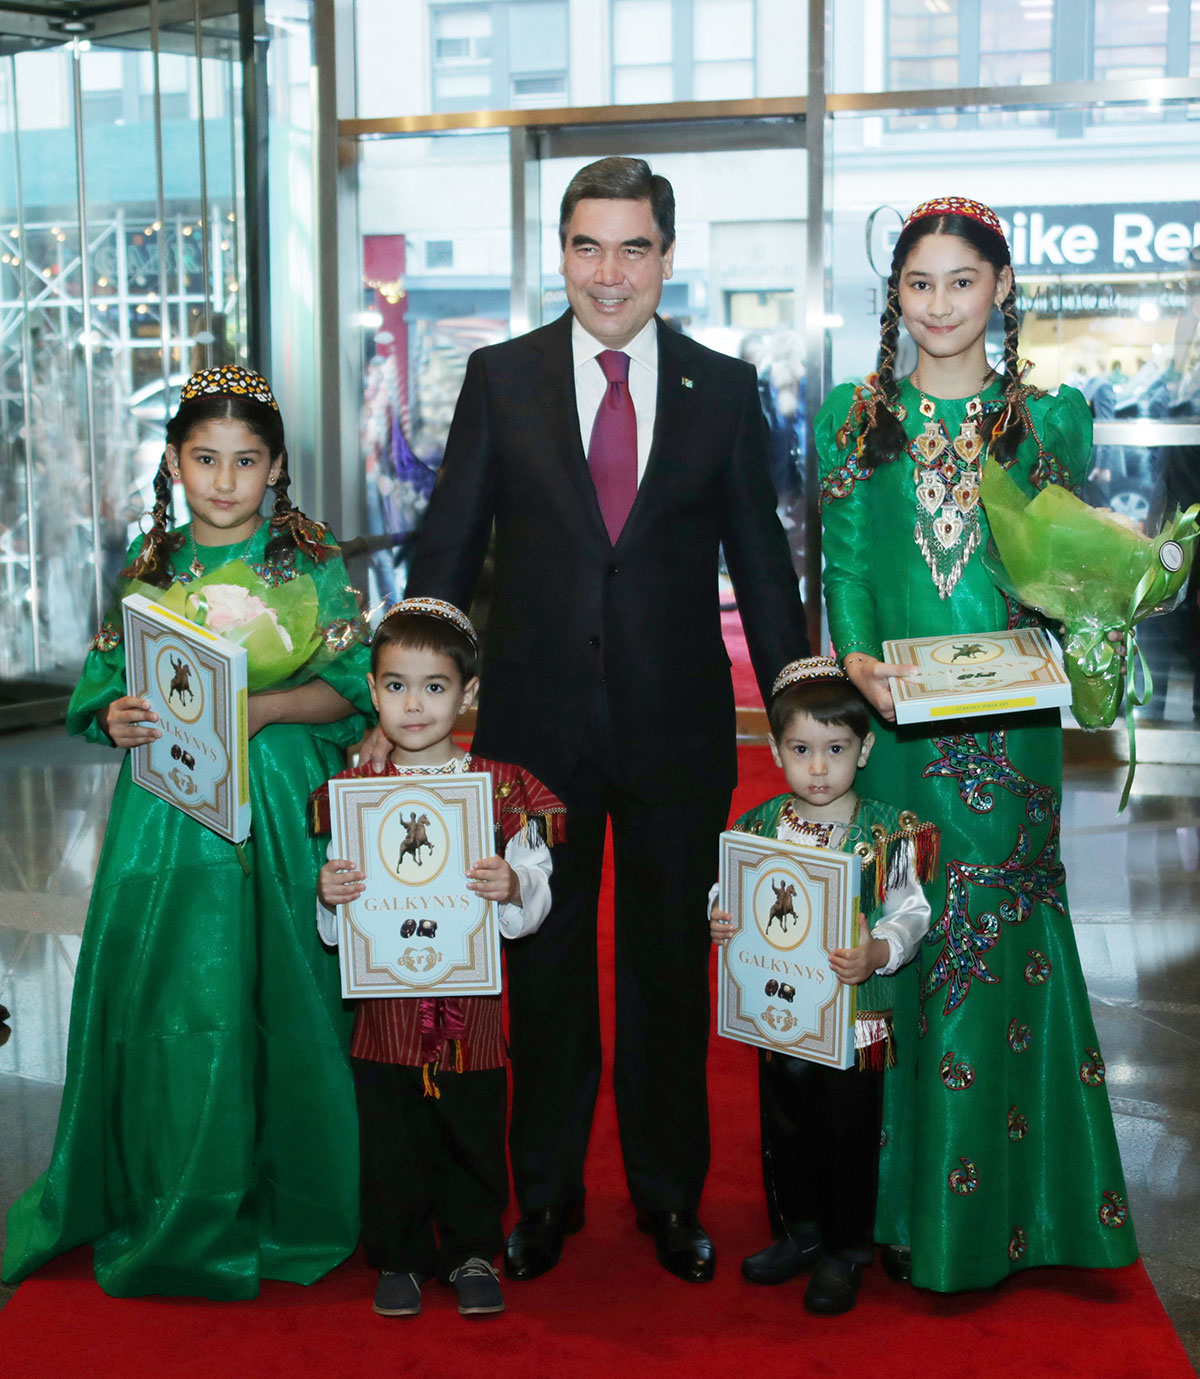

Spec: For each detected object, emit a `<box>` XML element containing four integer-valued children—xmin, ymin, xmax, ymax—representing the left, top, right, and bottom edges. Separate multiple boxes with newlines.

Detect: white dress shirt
<box><xmin>572</xmin><ymin>316</ymin><xmax>659</xmax><ymax>482</ymax></box>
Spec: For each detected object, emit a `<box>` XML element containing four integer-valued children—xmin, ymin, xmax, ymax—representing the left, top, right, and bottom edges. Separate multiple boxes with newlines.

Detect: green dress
<box><xmin>816</xmin><ymin>377</ymin><xmax>1138</xmax><ymax>1292</ymax></box>
<box><xmin>2</xmin><ymin>523</ymin><xmax>373</xmax><ymax>1299</ymax></box>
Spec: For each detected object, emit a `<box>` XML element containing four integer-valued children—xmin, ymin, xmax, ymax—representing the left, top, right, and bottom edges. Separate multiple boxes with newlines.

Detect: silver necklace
<box><xmin>186</xmin><ymin>517</ymin><xmax>264</xmax><ymax>579</ymax></box>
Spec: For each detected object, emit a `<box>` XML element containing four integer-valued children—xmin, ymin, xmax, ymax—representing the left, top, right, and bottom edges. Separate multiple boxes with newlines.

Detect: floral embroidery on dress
<box><xmin>948</xmin><ymin>1157</ymin><xmax>979</xmax><ymax>1195</ymax></box>
<box><xmin>924</xmin><ymin>731</ymin><xmax>1053</xmax><ymax>824</ymax></box>
<box><xmin>819</xmin><ymin>451</ymin><xmax>872</xmax><ymax>506</ymax></box>
<box><xmin>1079</xmin><ymin>1047</ymin><xmax>1107</xmax><ymax>1086</ymax></box>
<box><xmin>921</xmin><ymin>815</ymin><xmax>1065</xmax><ymax>1016</ymax></box>
<box><xmin>1007</xmin><ymin>1019</ymin><xmax>1032</xmax><ymax>1053</ymax></box>
<box><xmin>1023</xmin><ymin>950</ymin><xmax>1051</xmax><ymax>984</ymax></box>
<box><xmin>1008</xmin><ymin>1227</ymin><xmax>1028</xmax><ymax>1261</ymax></box>
<box><xmin>91</xmin><ymin>622</ymin><xmax>121</xmax><ymax>652</ymax></box>
<box><xmin>939</xmin><ymin>1051</ymin><xmax>975</xmax><ymax>1090</ymax></box>
<box><xmin>1099</xmin><ymin>1191</ymin><xmax>1129</xmax><ymax>1228</ymax></box>
<box><xmin>1007</xmin><ymin>1106</ymin><xmax>1029</xmax><ymax>1141</ymax></box>
<box><xmin>324</xmin><ymin>616</ymin><xmax>372</xmax><ymax>654</ymax></box>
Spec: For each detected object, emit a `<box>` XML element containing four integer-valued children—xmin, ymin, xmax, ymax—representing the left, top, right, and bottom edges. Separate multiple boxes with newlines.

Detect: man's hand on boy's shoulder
<box><xmin>352</xmin><ymin>723</ymin><xmax>394</xmax><ymax>773</ymax></box>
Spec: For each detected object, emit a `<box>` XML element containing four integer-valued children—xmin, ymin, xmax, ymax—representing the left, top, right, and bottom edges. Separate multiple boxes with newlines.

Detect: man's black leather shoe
<box><xmin>635</xmin><ymin>1209</ymin><xmax>715</xmax><ymax>1282</ymax></box>
<box><xmin>503</xmin><ymin>1197</ymin><xmax>585</xmax><ymax>1280</ymax></box>
<box><xmin>740</xmin><ymin>1230</ymin><xmax>821</xmax><ymax>1284</ymax></box>
<box><xmin>803</xmin><ymin>1255</ymin><xmax>862</xmax><ymax>1315</ymax></box>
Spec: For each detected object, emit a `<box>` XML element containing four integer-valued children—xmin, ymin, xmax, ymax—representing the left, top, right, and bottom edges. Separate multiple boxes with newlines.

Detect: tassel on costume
<box><xmin>855</xmin><ymin>1013</ymin><xmax>895</xmax><ymax>1071</ymax></box>
<box><xmin>422</xmin><ymin>1061</ymin><xmax>441</xmax><ymax>1099</ymax></box>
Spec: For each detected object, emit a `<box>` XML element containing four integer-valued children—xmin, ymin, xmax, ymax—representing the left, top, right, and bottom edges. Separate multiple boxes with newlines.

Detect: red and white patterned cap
<box><xmin>904</xmin><ymin>195</ymin><xmax>1004</xmax><ymax>241</ymax></box>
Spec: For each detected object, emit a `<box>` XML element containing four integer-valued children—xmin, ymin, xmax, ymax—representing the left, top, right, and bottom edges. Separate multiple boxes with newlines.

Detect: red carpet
<box><xmin>1</xmin><ymin>747</ymin><xmax>1190</xmax><ymax>1379</ymax></box>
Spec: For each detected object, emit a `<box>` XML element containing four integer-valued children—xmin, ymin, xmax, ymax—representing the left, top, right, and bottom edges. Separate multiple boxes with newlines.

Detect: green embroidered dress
<box><xmin>816</xmin><ymin>377</ymin><xmax>1137</xmax><ymax>1292</ymax></box>
<box><xmin>2</xmin><ymin>523</ymin><xmax>373</xmax><ymax>1299</ymax></box>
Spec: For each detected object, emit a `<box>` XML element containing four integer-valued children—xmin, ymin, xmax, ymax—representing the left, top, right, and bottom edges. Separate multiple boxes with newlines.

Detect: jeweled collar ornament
<box><xmin>771</xmin><ymin>655</ymin><xmax>845</xmax><ymax>698</ymax></box>
<box><xmin>384</xmin><ymin>597</ymin><xmax>478</xmax><ymax>648</ymax></box>
<box><xmin>180</xmin><ymin>365</ymin><xmax>279</xmax><ymax>411</ymax></box>
<box><xmin>904</xmin><ymin>196</ymin><xmax>1005</xmax><ymax>242</ymax></box>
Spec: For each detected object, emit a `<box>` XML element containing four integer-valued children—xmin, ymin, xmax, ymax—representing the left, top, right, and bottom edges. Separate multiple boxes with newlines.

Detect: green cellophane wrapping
<box><xmin>980</xmin><ymin>458</ymin><xmax>1199</xmax><ymax>728</ymax></box>
<box><xmin>129</xmin><ymin>559</ymin><xmax>325</xmax><ymax>693</ymax></box>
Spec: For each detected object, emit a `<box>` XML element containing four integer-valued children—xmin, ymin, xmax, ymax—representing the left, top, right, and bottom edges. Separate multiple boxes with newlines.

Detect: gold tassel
<box><xmin>453</xmin><ymin>1039</ymin><xmax>464</xmax><ymax>1074</ymax></box>
<box><xmin>422</xmin><ymin>1062</ymin><xmax>441</xmax><ymax>1099</ymax></box>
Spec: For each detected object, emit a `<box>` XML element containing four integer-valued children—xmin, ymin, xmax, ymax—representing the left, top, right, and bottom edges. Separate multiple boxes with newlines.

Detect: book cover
<box><xmin>122</xmin><ymin>593</ymin><xmax>250</xmax><ymax>843</ymax></box>
<box><xmin>882</xmin><ymin>626</ymin><xmax>1072</xmax><ymax>725</ymax></box>
<box><xmin>717</xmin><ymin>831</ymin><xmax>858</xmax><ymax>1069</ymax></box>
<box><xmin>329</xmin><ymin>773</ymin><xmax>500</xmax><ymax>999</ymax></box>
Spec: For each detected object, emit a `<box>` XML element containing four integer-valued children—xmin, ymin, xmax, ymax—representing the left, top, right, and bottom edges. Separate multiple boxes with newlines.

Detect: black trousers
<box><xmin>757</xmin><ymin>1047</ymin><xmax>883</xmax><ymax>1262</ymax></box>
<box><xmin>352</xmin><ymin>1057</ymin><xmax>507</xmax><ymax>1281</ymax></box>
<box><xmin>505</xmin><ymin>688</ymin><xmax>730</xmax><ymax>1213</ymax></box>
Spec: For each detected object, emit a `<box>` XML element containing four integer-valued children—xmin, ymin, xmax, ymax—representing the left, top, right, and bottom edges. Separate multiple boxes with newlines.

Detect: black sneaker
<box><xmin>448</xmin><ymin>1257</ymin><xmax>506</xmax><ymax>1317</ymax></box>
<box><xmin>373</xmin><ymin>1270</ymin><xmax>423</xmax><ymax>1317</ymax></box>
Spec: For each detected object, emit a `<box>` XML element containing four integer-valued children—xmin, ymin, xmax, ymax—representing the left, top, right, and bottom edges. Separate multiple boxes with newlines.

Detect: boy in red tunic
<box><xmin>312</xmin><ymin>598</ymin><xmax>563</xmax><ymax>1319</ymax></box>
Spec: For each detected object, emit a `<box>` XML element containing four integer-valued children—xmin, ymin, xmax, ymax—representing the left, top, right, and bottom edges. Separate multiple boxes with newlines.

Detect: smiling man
<box><xmin>404</xmin><ymin>156</ymin><xmax>808</xmax><ymax>1284</ymax></box>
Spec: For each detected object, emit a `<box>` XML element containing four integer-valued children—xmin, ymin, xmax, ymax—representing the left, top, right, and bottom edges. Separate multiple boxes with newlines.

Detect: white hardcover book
<box><xmin>717</xmin><ymin>830</ymin><xmax>858</xmax><ymax>1070</ymax></box>
<box><xmin>328</xmin><ymin>773</ymin><xmax>500</xmax><ymax>999</ymax></box>
<box><xmin>122</xmin><ymin>593</ymin><xmax>250</xmax><ymax>843</ymax></box>
<box><xmin>882</xmin><ymin>626</ymin><xmax>1072</xmax><ymax>725</ymax></box>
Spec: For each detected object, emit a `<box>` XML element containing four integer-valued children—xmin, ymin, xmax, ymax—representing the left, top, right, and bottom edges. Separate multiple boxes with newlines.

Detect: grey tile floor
<box><xmin>0</xmin><ymin>727</ymin><xmax>1197</xmax><ymax>1367</ymax></box>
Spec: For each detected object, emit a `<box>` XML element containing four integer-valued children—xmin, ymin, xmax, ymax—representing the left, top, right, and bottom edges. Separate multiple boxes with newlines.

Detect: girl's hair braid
<box><xmin>265</xmin><ymin>447</ymin><xmax>333</xmax><ymax>566</ymax></box>
<box><xmin>856</xmin><ymin>276</ymin><xmax>909</xmax><ymax>471</ymax></box>
<box><xmin>119</xmin><ymin>452</ymin><xmax>183</xmax><ymax>587</ymax></box>
<box><xmin>981</xmin><ymin>283</ymin><xmax>1036</xmax><ymax>464</ymax></box>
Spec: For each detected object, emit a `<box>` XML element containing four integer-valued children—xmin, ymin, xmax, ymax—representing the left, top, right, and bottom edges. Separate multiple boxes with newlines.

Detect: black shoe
<box><xmin>880</xmin><ymin>1244</ymin><xmax>912</xmax><ymax>1283</ymax></box>
<box><xmin>635</xmin><ymin>1209</ymin><xmax>715</xmax><ymax>1283</ymax></box>
<box><xmin>740</xmin><ymin>1230</ymin><xmax>821</xmax><ymax>1285</ymax></box>
<box><xmin>804</xmin><ymin>1254</ymin><xmax>862</xmax><ymax>1316</ymax></box>
<box><xmin>503</xmin><ymin>1197</ymin><xmax>585</xmax><ymax>1280</ymax></box>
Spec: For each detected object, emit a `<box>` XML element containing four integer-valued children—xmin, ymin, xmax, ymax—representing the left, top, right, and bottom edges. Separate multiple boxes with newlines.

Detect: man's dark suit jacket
<box><xmin>406</xmin><ymin>311</ymin><xmax>809</xmax><ymax>801</ymax></box>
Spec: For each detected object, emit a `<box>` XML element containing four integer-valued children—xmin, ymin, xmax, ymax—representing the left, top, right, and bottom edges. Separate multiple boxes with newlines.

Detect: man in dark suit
<box><xmin>404</xmin><ymin>157</ymin><xmax>809</xmax><ymax>1282</ymax></box>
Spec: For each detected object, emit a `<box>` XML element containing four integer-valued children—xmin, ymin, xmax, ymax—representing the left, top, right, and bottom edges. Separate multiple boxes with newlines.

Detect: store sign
<box><xmin>868</xmin><ymin>203</ymin><xmax>1200</xmax><ymax>276</ymax></box>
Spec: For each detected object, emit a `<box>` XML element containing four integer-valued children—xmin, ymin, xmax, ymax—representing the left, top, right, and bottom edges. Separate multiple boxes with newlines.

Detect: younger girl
<box><xmin>2</xmin><ymin>366</ymin><xmax>374</xmax><ymax>1299</ymax></box>
<box><xmin>816</xmin><ymin>197</ymin><xmax>1137</xmax><ymax>1291</ymax></box>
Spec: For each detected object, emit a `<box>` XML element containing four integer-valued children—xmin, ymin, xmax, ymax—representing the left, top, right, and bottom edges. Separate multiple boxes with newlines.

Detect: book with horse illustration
<box><xmin>882</xmin><ymin>626</ymin><xmax>1072</xmax><ymax>725</ymax></box>
<box><xmin>327</xmin><ymin>773</ymin><xmax>500</xmax><ymax>999</ymax></box>
<box><xmin>717</xmin><ymin>831</ymin><xmax>858</xmax><ymax>1069</ymax></box>
<box><xmin>122</xmin><ymin>593</ymin><xmax>250</xmax><ymax>843</ymax></box>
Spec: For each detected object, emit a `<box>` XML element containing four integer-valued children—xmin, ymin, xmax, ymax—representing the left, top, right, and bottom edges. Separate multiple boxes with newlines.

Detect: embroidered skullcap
<box><xmin>383</xmin><ymin>596</ymin><xmax>478</xmax><ymax>648</ymax></box>
<box><xmin>904</xmin><ymin>195</ymin><xmax>1004</xmax><ymax>241</ymax></box>
<box><xmin>771</xmin><ymin>656</ymin><xmax>846</xmax><ymax>698</ymax></box>
<box><xmin>179</xmin><ymin>364</ymin><xmax>279</xmax><ymax>411</ymax></box>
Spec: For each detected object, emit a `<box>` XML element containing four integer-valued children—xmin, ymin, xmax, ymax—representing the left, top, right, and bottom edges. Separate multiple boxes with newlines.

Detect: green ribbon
<box><xmin>1117</xmin><ymin>562</ymin><xmax>1159</xmax><ymax>814</ymax></box>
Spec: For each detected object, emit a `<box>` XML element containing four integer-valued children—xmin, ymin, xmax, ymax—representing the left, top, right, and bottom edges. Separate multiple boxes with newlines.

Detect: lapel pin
<box><xmin>681</xmin><ymin>376</ymin><xmax>693</xmax><ymax>389</ymax></box>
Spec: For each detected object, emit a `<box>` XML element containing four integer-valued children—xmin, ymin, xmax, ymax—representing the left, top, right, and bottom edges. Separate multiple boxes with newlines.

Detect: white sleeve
<box><xmin>497</xmin><ymin>829</ymin><xmax>554</xmax><ymax>940</ymax></box>
<box><xmin>869</xmin><ymin>840</ymin><xmax>932</xmax><ymax>975</ymax></box>
<box><xmin>706</xmin><ymin>881</ymin><xmax>720</xmax><ymax>919</ymax></box>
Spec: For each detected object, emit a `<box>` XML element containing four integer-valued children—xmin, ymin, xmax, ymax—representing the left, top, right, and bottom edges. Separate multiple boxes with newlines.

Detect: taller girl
<box><xmin>3</xmin><ymin>366</ymin><xmax>374</xmax><ymax>1298</ymax></box>
<box><xmin>816</xmin><ymin>198</ymin><xmax>1137</xmax><ymax>1291</ymax></box>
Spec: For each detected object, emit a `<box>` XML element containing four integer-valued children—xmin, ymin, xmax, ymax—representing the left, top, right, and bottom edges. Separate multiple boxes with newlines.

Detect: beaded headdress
<box><xmin>904</xmin><ymin>195</ymin><xmax>1004</xmax><ymax>241</ymax></box>
<box><xmin>771</xmin><ymin>656</ymin><xmax>845</xmax><ymax>699</ymax></box>
<box><xmin>179</xmin><ymin>364</ymin><xmax>279</xmax><ymax>412</ymax></box>
<box><xmin>382</xmin><ymin>596</ymin><xmax>478</xmax><ymax>649</ymax></box>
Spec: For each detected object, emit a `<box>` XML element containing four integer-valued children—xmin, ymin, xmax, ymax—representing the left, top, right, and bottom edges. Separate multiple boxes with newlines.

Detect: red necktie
<box><xmin>587</xmin><ymin>350</ymin><xmax>637</xmax><ymax>543</ymax></box>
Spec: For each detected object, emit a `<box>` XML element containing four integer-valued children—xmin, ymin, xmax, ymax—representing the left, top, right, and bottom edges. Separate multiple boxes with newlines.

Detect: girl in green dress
<box><xmin>815</xmin><ymin>197</ymin><xmax>1137</xmax><ymax>1292</ymax></box>
<box><xmin>3</xmin><ymin>367</ymin><xmax>374</xmax><ymax>1299</ymax></box>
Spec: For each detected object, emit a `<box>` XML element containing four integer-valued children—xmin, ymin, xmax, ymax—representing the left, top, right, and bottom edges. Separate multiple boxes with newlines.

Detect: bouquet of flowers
<box><xmin>135</xmin><ymin>560</ymin><xmax>325</xmax><ymax>693</ymax></box>
<box><xmin>980</xmin><ymin>457</ymin><xmax>1198</xmax><ymax>807</ymax></box>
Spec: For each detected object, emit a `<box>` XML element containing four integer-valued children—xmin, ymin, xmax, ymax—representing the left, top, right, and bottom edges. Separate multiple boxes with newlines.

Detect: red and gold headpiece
<box><xmin>179</xmin><ymin>364</ymin><xmax>279</xmax><ymax>412</ymax></box>
<box><xmin>382</xmin><ymin>596</ymin><xmax>478</xmax><ymax>649</ymax></box>
<box><xmin>904</xmin><ymin>196</ymin><xmax>1004</xmax><ymax>241</ymax></box>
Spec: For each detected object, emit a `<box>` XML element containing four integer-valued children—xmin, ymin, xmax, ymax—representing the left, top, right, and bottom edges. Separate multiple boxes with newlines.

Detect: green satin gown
<box><xmin>2</xmin><ymin>523</ymin><xmax>373</xmax><ymax>1299</ymax></box>
<box><xmin>816</xmin><ymin>377</ymin><xmax>1138</xmax><ymax>1292</ymax></box>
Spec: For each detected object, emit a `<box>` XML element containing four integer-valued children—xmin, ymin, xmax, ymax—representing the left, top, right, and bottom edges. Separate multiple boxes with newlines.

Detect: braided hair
<box><xmin>120</xmin><ymin>384</ymin><xmax>331</xmax><ymax>587</ymax></box>
<box><xmin>855</xmin><ymin>212</ymin><xmax>1039</xmax><ymax>471</ymax></box>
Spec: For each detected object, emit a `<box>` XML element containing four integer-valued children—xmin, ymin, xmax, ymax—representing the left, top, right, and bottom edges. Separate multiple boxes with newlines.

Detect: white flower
<box><xmin>188</xmin><ymin>584</ymin><xmax>294</xmax><ymax>652</ymax></box>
